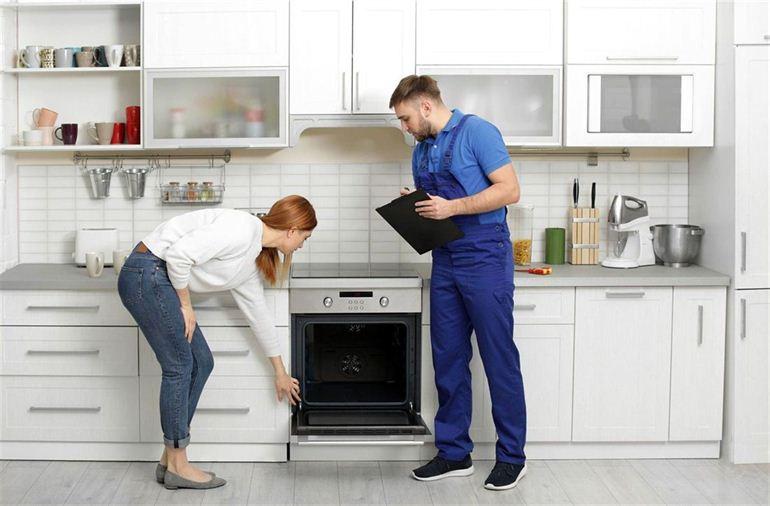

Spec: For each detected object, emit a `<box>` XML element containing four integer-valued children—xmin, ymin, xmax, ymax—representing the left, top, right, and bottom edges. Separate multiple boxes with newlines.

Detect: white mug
<box><xmin>37</xmin><ymin>126</ymin><xmax>54</xmax><ymax>146</ymax></box>
<box><xmin>21</xmin><ymin>129</ymin><xmax>43</xmax><ymax>146</ymax></box>
<box><xmin>113</xmin><ymin>249</ymin><xmax>130</xmax><ymax>274</ymax></box>
<box><xmin>85</xmin><ymin>252</ymin><xmax>104</xmax><ymax>278</ymax></box>
<box><xmin>17</xmin><ymin>45</ymin><xmax>44</xmax><ymax>68</ymax></box>
<box><xmin>105</xmin><ymin>44</ymin><xmax>124</xmax><ymax>67</ymax></box>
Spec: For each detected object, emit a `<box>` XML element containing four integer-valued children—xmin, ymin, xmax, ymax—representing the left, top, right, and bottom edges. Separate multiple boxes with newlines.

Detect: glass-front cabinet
<box><xmin>144</xmin><ymin>68</ymin><xmax>288</xmax><ymax>148</ymax></box>
<box><xmin>565</xmin><ymin>64</ymin><xmax>714</xmax><ymax>146</ymax></box>
<box><xmin>419</xmin><ymin>67</ymin><xmax>562</xmax><ymax>146</ymax></box>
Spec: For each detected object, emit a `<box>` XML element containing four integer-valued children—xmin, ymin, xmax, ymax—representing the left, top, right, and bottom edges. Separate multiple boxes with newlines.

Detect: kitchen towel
<box><xmin>376</xmin><ymin>190</ymin><xmax>464</xmax><ymax>254</ymax></box>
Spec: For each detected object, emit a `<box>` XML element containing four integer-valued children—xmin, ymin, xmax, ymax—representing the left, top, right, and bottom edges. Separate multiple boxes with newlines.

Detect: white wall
<box><xmin>0</xmin><ymin>8</ymin><xmax>18</xmax><ymax>273</ymax></box>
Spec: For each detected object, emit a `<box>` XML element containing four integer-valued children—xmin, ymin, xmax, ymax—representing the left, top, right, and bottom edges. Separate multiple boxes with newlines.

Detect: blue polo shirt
<box><xmin>411</xmin><ymin>109</ymin><xmax>511</xmax><ymax>224</ymax></box>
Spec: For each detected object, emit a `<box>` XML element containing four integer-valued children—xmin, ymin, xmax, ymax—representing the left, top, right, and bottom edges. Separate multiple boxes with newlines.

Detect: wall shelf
<box><xmin>3</xmin><ymin>145</ymin><xmax>143</xmax><ymax>153</ymax></box>
<box><xmin>0</xmin><ymin>2</ymin><xmax>140</xmax><ymax>9</ymax></box>
<box><xmin>5</xmin><ymin>67</ymin><xmax>141</xmax><ymax>74</ymax></box>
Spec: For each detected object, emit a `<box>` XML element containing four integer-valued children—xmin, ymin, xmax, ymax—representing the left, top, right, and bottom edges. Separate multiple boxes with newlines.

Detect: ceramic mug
<box><xmin>54</xmin><ymin>48</ymin><xmax>75</xmax><ymax>68</ymax></box>
<box><xmin>21</xmin><ymin>130</ymin><xmax>43</xmax><ymax>146</ymax></box>
<box><xmin>85</xmin><ymin>252</ymin><xmax>104</xmax><ymax>278</ymax></box>
<box><xmin>55</xmin><ymin>123</ymin><xmax>78</xmax><ymax>145</ymax></box>
<box><xmin>39</xmin><ymin>47</ymin><xmax>54</xmax><ymax>68</ymax></box>
<box><xmin>105</xmin><ymin>44</ymin><xmax>124</xmax><ymax>67</ymax></box>
<box><xmin>88</xmin><ymin>122</ymin><xmax>114</xmax><ymax>145</ymax></box>
<box><xmin>123</xmin><ymin>44</ymin><xmax>139</xmax><ymax>67</ymax></box>
<box><xmin>17</xmin><ymin>45</ymin><xmax>44</xmax><ymax>68</ymax></box>
<box><xmin>75</xmin><ymin>50</ymin><xmax>96</xmax><ymax>67</ymax></box>
<box><xmin>38</xmin><ymin>126</ymin><xmax>54</xmax><ymax>146</ymax></box>
<box><xmin>32</xmin><ymin>107</ymin><xmax>58</xmax><ymax>127</ymax></box>
<box><xmin>113</xmin><ymin>250</ymin><xmax>130</xmax><ymax>274</ymax></box>
<box><xmin>110</xmin><ymin>122</ymin><xmax>125</xmax><ymax>144</ymax></box>
<box><xmin>93</xmin><ymin>46</ymin><xmax>109</xmax><ymax>67</ymax></box>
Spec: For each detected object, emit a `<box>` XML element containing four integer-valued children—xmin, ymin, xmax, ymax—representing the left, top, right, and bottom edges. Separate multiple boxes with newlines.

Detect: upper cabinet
<box><xmin>290</xmin><ymin>0</ymin><xmax>415</xmax><ymax>115</ymax></box>
<box><xmin>566</xmin><ymin>0</ymin><xmax>716</xmax><ymax>64</ymax></box>
<box><xmin>417</xmin><ymin>0</ymin><xmax>563</xmax><ymax>65</ymax></box>
<box><xmin>734</xmin><ymin>0</ymin><xmax>770</xmax><ymax>45</ymax></box>
<box><xmin>143</xmin><ymin>0</ymin><xmax>289</xmax><ymax>69</ymax></box>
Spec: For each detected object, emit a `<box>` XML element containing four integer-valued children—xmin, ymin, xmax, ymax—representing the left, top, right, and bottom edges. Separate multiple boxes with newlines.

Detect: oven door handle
<box><xmin>294</xmin><ymin>439</ymin><xmax>424</xmax><ymax>446</ymax></box>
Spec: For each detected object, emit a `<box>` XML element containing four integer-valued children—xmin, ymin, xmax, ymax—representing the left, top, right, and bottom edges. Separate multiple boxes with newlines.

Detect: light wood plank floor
<box><xmin>0</xmin><ymin>458</ymin><xmax>767</xmax><ymax>505</ymax></box>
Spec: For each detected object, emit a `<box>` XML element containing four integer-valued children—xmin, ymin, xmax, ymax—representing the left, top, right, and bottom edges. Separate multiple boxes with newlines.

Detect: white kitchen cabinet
<box><xmin>143</xmin><ymin>0</ymin><xmax>289</xmax><ymax>68</ymax></box>
<box><xmin>735</xmin><ymin>46</ymin><xmax>770</xmax><ymax>289</ymax></box>
<box><xmin>416</xmin><ymin>0</ymin><xmax>562</xmax><ymax>65</ymax></box>
<box><xmin>290</xmin><ymin>0</ymin><xmax>414</xmax><ymax>115</ymax></box>
<box><xmin>733</xmin><ymin>289</ymin><xmax>770</xmax><ymax>463</ymax></box>
<box><xmin>573</xmin><ymin>287</ymin><xmax>673</xmax><ymax>441</ymax></box>
<box><xmin>566</xmin><ymin>0</ymin><xmax>716</xmax><ymax>64</ymax></box>
<box><xmin>565</xmin><ymin>64</ymin><xmax>715</xmax><ymax>146</ymax></box>
<box><xmin>0</xmin><ymin>290</ymin><xmax>134</xmax><ymax>326</ymax></box>
<box><xmin>144</xmin><ymin>68</ymin><xmax>288</xmax><ymax>148</ymax></box>
<box><xmin>735</xmin><ymin>0</ymin><xmax>770</xmax><ymax>45</ymax></box>
<box><xmin>418</xmin><ymin>66</ymin><xmax>562</xmax><ymax>146</ymax></box>
<box><xmin>669</xmin><ymin>287</ymin><xmax>726</xmax><ymax>441</ymax></box>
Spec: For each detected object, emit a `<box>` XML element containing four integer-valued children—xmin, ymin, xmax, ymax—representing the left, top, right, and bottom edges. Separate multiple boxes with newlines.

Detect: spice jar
<box><xmin>507</xmin><ymin>204</ymin><xmax>534</xmax><ymax>266</ymax></box>
<box><xmin>200</xmin><ymin>181</ymin><xmax>214</xmax><ymax>201</ymax></box>
<box><xmin>164</xmin><ymin>181</ymin><xmax>181</xmax><ymax>202</ymax></box>
<box><xmin>186</xmin><ymin>181</ymin><xmax>199</xmax><ymax>201</ymax></box>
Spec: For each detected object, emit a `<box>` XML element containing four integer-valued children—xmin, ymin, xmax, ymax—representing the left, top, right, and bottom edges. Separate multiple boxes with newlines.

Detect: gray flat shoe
<box><xmin>163</xmin><ymin>470</ymin><xmax>226</xmax><ymax>490</ymax></box>
<box><xmin>156</xmin><ymin>463</ymin><xmax>215</xmax><ymax>484</ymax></box>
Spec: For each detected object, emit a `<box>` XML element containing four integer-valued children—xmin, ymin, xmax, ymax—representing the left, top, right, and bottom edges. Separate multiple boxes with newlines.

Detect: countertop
<box><xmin>0</xmin><ymin>262</ymin><xmax>730</xmax><ymax>291</ymax></box>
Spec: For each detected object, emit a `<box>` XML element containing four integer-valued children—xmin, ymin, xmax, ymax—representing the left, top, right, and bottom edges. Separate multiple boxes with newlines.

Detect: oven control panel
<box><xmin>291</xmin><ymin>288</ymin><xmax>421</xmax><ymax>314</ymax></box>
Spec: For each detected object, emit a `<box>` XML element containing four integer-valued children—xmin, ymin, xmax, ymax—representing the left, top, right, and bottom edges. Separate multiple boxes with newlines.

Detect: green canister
<box><xmin>545</xmin><ymin>227</ymin><xmax>566</xmax><ymax>265</ymax></box>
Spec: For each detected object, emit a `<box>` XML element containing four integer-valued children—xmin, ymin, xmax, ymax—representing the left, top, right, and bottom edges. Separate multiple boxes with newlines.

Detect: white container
<box><xmin>74</xmin><ymin>228</ymin><xmax>119</xmax><ymax>266</ymax></box>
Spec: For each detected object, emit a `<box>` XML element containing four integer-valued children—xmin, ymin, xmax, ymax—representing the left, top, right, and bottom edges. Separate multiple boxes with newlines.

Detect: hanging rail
<box><xmin>73</xmin><ymin>150</ymin><xmax>231</xmax><ymax>165</ymax></box>
<box><xmin>506</xmin><ymin>147</ymin><xmax>630</xmax><ymax>166</ymax></box>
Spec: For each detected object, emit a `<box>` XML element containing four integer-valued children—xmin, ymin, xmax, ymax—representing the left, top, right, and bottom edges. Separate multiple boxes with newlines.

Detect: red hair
<box><xmin>257</xmin><ymin>195</ymin><xmax>317</xmax><ymax>286</ymax></box>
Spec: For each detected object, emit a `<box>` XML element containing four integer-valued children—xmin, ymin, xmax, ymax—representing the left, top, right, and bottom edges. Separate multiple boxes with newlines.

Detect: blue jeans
<box><xmin>117</xmin><ymin>246</ymin><xmax>214</xmax><ymax>449</ymax></box>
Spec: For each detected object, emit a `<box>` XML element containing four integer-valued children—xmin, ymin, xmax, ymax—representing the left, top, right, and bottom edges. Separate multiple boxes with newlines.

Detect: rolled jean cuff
<box><xmin>163</xmin><ymin>434</ymin><xmax>191</xmax><ymax>449</ymax></box>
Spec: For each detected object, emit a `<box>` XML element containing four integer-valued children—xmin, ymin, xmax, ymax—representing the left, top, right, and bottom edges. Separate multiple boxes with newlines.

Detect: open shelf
<box><xmin>3</xmin><ymin>144</ymin><xmax>143</xmax><ymax>153</ymax></box>
<box><xmin>0</xmin><ymin>2</ymin><xmax>140</xmax><ymax>8</ymax></box>
<box><xmin>6</xmin><ymin>66</ymin><xmax>141</xmax><ymax>74</ymax></box>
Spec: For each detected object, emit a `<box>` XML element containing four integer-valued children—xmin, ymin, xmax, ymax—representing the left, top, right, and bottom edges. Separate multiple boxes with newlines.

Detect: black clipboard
<box><xmin>375</xmin><ymin>190</ymin><xmax>464</xmax><ymax>254</ymax></box>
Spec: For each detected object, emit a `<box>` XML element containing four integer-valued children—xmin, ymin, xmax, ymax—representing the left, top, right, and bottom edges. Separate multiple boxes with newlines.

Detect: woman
<box><xmin>118</xmin><ymin>195</ymin><xmax>316</xmax><ymax>490</ymax></box>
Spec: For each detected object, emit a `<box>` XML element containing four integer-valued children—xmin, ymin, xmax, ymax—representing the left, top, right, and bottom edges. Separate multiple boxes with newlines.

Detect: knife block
<box><xmin>568</xmin><ymin>208</ymin><xmax>600</xmax><ymax>264</ymax></box>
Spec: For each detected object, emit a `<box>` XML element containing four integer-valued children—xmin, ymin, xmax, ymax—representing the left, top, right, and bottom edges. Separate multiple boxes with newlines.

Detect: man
<box><xmin>390</xmin><ymin>75</ymin><xmax>527</xmax><ymax>491</ymax></box>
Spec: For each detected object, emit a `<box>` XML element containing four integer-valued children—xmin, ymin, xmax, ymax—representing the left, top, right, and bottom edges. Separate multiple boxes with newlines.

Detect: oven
<box><xmin>289</xmin><ymin>263</ymin><xmax>430</xmax><ymax>445</ymax></box>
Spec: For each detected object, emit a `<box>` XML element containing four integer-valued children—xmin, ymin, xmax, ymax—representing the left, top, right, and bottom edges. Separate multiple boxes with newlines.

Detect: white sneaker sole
<box><xmin>484</xmin><ymin>464</ymin><xmax>528</xmax><ymax>491</ymax></box>
<box><xmin>411</xmin><ymin>465</ymin><xmax>475</xmax><ymax>481</ymax></box>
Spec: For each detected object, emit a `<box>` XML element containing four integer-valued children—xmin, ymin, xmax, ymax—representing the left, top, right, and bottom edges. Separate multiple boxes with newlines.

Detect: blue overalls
<box><xmin>416</xmin><ymin>114</ymin><xmax>527</xmax><ymax>465</ymax></box>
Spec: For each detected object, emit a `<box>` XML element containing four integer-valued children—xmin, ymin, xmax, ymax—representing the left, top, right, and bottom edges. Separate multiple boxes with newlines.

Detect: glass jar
<box><xmin>507</xmin><ymin>204</ymin><xmax>534</xmax><ymax>266</ymax></box>
<box><xmin>186</xmin><ymin>181</ymin><xmax>199</xmax><ymax>201</ymax></box>
<box><xmin>200</xmin><ymin>181</ymin><xmax>214</xmax><ymax>201</ymax></box>
<box><xmin>164</xmin><ymin>181</ymin><xmax>181</xmax><ymax>202</ymax></box>
<box><xmin>170</xmin><ymin>107</ymin><xmax>186</xmax><ymax>139</ymax></box>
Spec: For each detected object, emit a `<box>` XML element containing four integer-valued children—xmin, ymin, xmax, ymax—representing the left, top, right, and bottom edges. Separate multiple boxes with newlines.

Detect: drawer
<box><xmin>0</xmin><ymin>327</ymin><xmax>137</xmax><ymax>376</ymax></box>
<box><xmin>0</xmin><ymin>376</ymin><xmax>139</xmax><ymax>442</ymax></box>
<box><xmin>140</xmin><ymin>375</ymin><xmax>289</xmax><ymax>443</ymax></box>
<box><xmin>192</xmin><ymin>289</ymin><xmax>289</xmax><ymax>327</ymax></box>
<box><xmin>140</xmin><ymin>326</ymin><xmax>289</xmax><ymax>376</ymax></box>
<box><xmin>514</xmin><ymin>288</ymin><xmax>575</xmax><ymax>324</ymax></box>
<box><xmin>1</xmin><ymin>290</ymin><xmax>134</xmax><ymax>326</ymax></box>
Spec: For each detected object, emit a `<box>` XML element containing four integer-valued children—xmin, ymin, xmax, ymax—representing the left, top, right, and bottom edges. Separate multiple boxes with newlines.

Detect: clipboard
<box><xmin>375</xmin><ymin>190</ymin><xmax>464</xmax><ymax>254</ymax></box>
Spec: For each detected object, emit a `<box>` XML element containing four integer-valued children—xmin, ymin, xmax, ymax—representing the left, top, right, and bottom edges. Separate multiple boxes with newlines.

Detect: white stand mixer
<box><xmin>601</xmin><ymin>194</ymin><xmax>656</xmax><ymax>269</ymax></box>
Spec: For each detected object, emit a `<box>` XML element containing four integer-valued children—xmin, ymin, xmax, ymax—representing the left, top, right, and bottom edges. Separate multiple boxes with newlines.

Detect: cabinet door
<box><xmin>669</xmin><ymin>287</ymin><xmax>726</xmax><ymax>441</ymax></box>
<box><xmin>353</xmin><ymin>0</ymin><xmax>415</xmax><ymax>114</ymax></box>
<box><xmin>734</xmin><ymin>289</ymin><xmax>770</xmax><ymax>463</ymax></box>
<box><xmin>736</xmin><ymin>46</ymin><xmax>770</xmax><ymax>288</ymax></box>
<box><xmin>735</xmin><ymin>0</ymin><xmax>770</xmax><ymax>45</ymax></box>
<box><xmin>417</xmin><ymin>0</ymin><xmax>563</xmax><ymax>65</ymax></box>
<box><xmin>419</xmin><ymin>66</ymin><xmax>562</xmax><ymax>146</ymax></box>
<box><xmin>573</xmin><ymin>287</ymin><xmax>673</xmax><ymax>441</ymax></box>
<box><xmin>144</xmin><ymin>0</ymin><xmax>289</xmax><ymax>68</ymax></box>
<box><xmin>566</xmin><ymin>0</ymin><xmax>716</xmax><ymax>64</ymax></box>
<box><xmin>290</xmin><ymin>0</ymin><xmax>352</xmax><ymax>114</ymax></box>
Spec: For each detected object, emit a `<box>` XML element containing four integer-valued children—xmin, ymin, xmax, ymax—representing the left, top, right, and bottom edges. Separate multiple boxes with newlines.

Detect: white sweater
<box><xmin>142</xmin><ymin>209</ymin><xmax>280</xmax><ymax>357</ymax></box>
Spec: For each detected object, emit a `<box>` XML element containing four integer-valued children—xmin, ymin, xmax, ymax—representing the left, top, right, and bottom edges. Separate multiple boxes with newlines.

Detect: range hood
<box><xmin>290</xmin><ymin>114</ymin><xmax>411</xmax><ymax>146</ymax></box>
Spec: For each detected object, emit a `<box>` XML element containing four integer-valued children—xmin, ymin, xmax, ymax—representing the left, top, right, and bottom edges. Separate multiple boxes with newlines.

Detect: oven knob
<box><xmin>323</xmin><ymin>297</ymin><xmax>333</xmax><ymax>308</ymax></box>
<box><xmin>379</xmin><ymin>296</ymin><xmax>389</xmax><ymax>307</ymax></box>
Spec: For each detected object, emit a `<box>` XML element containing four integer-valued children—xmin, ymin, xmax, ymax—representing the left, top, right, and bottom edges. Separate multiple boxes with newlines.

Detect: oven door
<box><xmin>291</xmin><ymin>405</ymin><xmax>430</xmax><ymax>444</ymax></box>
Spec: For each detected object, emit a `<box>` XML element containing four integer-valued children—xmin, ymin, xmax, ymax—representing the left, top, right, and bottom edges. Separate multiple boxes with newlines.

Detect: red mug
<box><xmin>125</xmin><ymin>105</ymin><xmax>140</xmax><ymax>123</ymax></box>
<box><xmin>110</xmin><ymin>122</ymin><xmax>125</xmax><ymax>144</ymax></box>
<box><xmin>125</xmin><ymin>105</ymin><xmax>140</xmax><ymax>144</ymax></box>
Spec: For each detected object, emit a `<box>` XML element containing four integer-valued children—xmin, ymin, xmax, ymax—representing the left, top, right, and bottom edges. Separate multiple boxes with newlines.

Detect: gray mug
<box><xmin>54</xmin><ymin>48</ymin><xmax>75</xmax><ymax>68</ymax></box>
<box><xmin>124</xmin><ymin>44</ymin><xmax>140</xmax><ymax>67</ymax></box>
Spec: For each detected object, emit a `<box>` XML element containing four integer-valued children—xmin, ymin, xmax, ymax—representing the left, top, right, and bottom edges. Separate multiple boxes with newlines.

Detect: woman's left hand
<box><xmin>275</xmin><ymin>373</ymin><xmax>301</xmax><ymax>405</ymax></box>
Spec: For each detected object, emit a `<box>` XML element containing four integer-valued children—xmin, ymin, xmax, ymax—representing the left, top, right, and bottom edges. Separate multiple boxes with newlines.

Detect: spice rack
<box><xmin>157</xmin><ymin>157</ymin><xmax>226</xmax><ymax>205</ymax></box>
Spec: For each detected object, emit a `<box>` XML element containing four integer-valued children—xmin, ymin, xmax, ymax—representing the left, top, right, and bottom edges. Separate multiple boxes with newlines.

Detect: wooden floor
<box><xmin>0</xmin><ymin>458</ymin><xmax>767</xmax><ymax>505</ymax></box>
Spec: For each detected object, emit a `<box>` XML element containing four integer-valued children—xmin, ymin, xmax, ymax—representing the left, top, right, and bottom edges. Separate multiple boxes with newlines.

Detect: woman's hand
<box><xmin>180</xmin><ymin>304</ymin><xmax>197</xmax><ymax>342</ymax></box>
<box><xmin>275</xmin><ymin>373</ymin><xmax>301</xmax><ymax>405</ymax></box>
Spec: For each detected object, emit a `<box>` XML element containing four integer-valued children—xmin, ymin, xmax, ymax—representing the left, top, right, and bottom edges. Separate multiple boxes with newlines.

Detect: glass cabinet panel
<box><xmin>145</xmin><ymin>68</ymin><xmax>287</xmax><ymax>148</ymax></box>
<box><xmin>419</xmin><ymin>66</ymin><xmax>562</xmax><ymax>145</ymax></box>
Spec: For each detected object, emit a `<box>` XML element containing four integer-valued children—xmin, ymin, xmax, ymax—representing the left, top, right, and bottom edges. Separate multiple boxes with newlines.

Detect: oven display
<box><xmin>339</xmin><ymin>291</ymin><xmax>373</xmax><ymax>298</ymax></box>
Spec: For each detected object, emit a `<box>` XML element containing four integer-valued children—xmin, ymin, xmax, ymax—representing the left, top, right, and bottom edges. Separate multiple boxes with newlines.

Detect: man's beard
<box><xmin>412</xmin><ymin>116</ymin><xmax>433</xmax><ymax>142</ymax></box>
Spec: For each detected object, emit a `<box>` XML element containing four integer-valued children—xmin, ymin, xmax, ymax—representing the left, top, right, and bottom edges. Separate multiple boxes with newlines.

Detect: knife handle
<box><xmin>573</xmin><ymin>179</ymin><xmax>579</xmax><ymax>207</ymax></box>
<box><xmin>591</xmin><ymin>182</ymin><xmax>596</xmax><ymax>208</ymax></box>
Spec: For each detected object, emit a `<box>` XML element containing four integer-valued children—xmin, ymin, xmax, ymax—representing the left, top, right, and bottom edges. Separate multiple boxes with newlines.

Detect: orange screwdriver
<box><xmin>515</xmin><ymin>266</ymin><xmax>553</xmax><ymax>275</ymax></box>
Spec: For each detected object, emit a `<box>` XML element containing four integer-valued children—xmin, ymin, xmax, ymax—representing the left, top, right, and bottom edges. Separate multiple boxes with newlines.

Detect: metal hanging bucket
<box><xmin>122</xmin><ymin>167</ymin><xmax>150</xmax><ymax>199</ymax></box>
<box><xmin>84</xmin><ymin>167</ymin><xmax>114</xmax><ymax>199</ymax></box>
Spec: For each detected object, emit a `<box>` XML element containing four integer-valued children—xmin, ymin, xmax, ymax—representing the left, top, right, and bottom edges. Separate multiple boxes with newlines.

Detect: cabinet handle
<box><xmin>355</xmin><ymin>72</ymin><xmax>360</xmax><ymax>111</ymax></box>
<box><xmin>29</xmin><ymin>406</ymin><xmax>101</xmax><ymax>413</ymax></box>
<box><xmin>740</xmin><ymin>298</ymin><xmax>747</xmax><ymax>339</ymax></box>
<box><xmin>197</xmin><ymin>407</ymin><xmax>251</xmax><ymax>415</ymax></box>
<box><xmin>27</xmin><ymin>349</ymin><xmax>100</xmax><ymax>356</ymax></box>
<box><xmin>741</xmin><ymin>232</ymin><xmax>747</xmax><ymax>273</ymax></box>
<box><xmin>604</xmin><ymin>290</ymin><xmax>645</xmax><ymax>299</ymax></box>
<box><xmin>342</xmin><ymin>71</ymin><xmax>347</xmax><ymax>110</ymax></box>
<box><xmin>26</xmin><ymin>305</ymin><xmax>100</xmax><ymax>312</ymax></box>
<box><xmin>212</xmin><ymin>350</ymin><xmax>250</xmax><ymax>357</ymax></box>
<box><xmin>514</xmin><ymin>304</ymin><xmax>537</xmax><ymax>311</ymax></box>
<box><xmin>697</xmin><ymin>305</ymin><xmax>704</xmax><ymax>346</ymax></box>
<box><xmin>605</xmin><ymin>56</ymin><xmax>679</xmax><ymax>61</ymax></box>
<box><xmin>195</xmin><ymin>306</ymin><xmax>237</xmax><ymax>311</ymax></box>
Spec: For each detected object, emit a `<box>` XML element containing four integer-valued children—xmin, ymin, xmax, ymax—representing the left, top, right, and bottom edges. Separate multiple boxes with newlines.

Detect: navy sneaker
<box><xmin>484</xmin><ymin>461</ymin><xmax>527</xmax><ymax>490</ymax></box>
<box><xmin>411</xmin><ymin>455</ymin><xmax>474</xmax><ymax>481</ymax></box>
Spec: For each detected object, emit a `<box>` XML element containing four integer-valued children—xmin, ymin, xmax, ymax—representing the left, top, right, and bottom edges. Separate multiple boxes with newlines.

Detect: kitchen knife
<box><xmin>591</xmin><ymin>182</ymin><xmax>596</xmax><ymax>209</ymax></box>
<box><xmin>573</xmin><ymin>178</ymin><xmax>579</xmax><ymax>208</ymax></box>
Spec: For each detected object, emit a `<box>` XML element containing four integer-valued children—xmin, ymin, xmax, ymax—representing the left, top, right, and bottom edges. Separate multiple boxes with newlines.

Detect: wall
<box><xmin>0</xmin><ymin>8</ymin><xmax>18</xmax><ymax>273</ymax></box>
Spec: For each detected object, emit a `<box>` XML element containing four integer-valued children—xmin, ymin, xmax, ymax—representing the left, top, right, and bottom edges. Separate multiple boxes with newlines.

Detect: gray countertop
<box><xmin>0</xmin><ymin>262</ymin><xmax>730</xmax><ymax>291</ymax></box>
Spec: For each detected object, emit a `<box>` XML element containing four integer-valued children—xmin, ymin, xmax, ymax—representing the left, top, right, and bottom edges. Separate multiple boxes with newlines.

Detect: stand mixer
<box><xmin>601</xmin><ymin>194</ymin><xmax>656</xmax><ymax>269</ymax></box>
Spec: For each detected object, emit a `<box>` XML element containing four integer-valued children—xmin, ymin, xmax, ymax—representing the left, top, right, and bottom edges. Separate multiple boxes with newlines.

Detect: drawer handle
<box><xmin>605</xmin><ymin>290</ymin><xmax>645</xmax><ymax>299</ymax></box>
<box><xmin>741</xmin><ymin>298</ymin><xmax>747</xmax><ymax>340</ymax></box>
<box><xmin>605</xmin><ymin>55</ymin><xmax>679</xmax><ymax>61</ymax></box>
<box><xmin>27</xmin><ymin>349</ymin><xmax>100</xmax><ymax>356</ymax></box>
<box><xmin>195</xmin><ymin>306</ymin><xmax>238</xmax><ymax>311</ymax></box>
<box><xmin>514</xmin><ymin>304</ymin><xmax>537</xmax><ymax>311</ymax></box>
<box><xmin>197</xmin><ymin>407</ymin><xmax>251</xmax><ymax>414</ymax></box>
<box><xmin>697</xmin><ymin>305</ymin><xmax>704</xmax><ymax>346</ymax></box>
<box><xmin>26</xmin><ymin>305</ymin><xmax>100</xmax><ymax>312</ymax></box>
<box><xmin>212</xmin><ymin>350</ymin><xmax>250</xmax><ymax>357</ymax></box>
<box><xmin>29</xmin><ymin>406</ymin><xmax>102</xmax><ymax>413</ymax></box>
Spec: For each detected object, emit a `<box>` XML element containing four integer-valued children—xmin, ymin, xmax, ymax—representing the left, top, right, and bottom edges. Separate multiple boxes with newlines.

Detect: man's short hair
<box><xmin>389</xmin><ymin>75</ymin><xmax>443</xmax><ymax>109</ymax></box>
